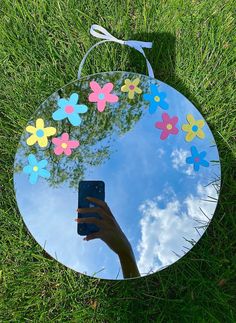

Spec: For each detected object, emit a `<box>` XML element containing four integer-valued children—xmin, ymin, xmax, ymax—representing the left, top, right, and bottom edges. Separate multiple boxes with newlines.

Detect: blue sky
<box><xmin>14</xmin><ymin>77</ymin><xmax>221</xmax><ymax>280</ymax></box>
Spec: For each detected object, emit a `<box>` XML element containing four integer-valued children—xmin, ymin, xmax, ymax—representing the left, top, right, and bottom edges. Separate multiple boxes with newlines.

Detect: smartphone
<box><xmin>77</xmin><ymin>180</ymin><xmax>105</xmax><ymax>236</ymax></box>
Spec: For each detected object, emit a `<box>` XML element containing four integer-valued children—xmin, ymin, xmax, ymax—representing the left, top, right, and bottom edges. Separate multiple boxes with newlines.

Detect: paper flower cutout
<box><xmin>143</xmin><ymin>84</ymin><xmax>168</xmax><ymax>114</ymax></box>
<box><xmin>186</xmin><ymin>146</ymin><xmax>209</xmax><ymax>171</ymax></box>
<box><xmin>52</xmin><ymin>93</ymin><xmax>88</xmax><ymax>126</ymax></box>
<box><xmin>121</xmin><ymin>78</ymin><xmax>142</xmax><ymax>99</ymax></box>
<box><xmin>23</xmin><ymin>154</ymin><xmax>50</xmax><ymax>184</ymax></box>
<box><xmin>52</xmin><ymin>132</ymin><xmax>79</xmax><ymax>156</ymax></box>
<box><xmin>182</xmin><ymin>114</ymin><xmax>205</xmax><ymax>142</ymax></box>
<box><xmin>88</xmin><ymin>81</ymin><xmax>118</xmax><ymax>112</ymax></box>
<box><xmin>26</xmin><ymin>118</ymin><xmax>56</xmax><ymax>148</ymax></box>
<box><xmin>155</xmin><ymin>113</ymin><xmax>179</xmax><ymax>140</ymax></box>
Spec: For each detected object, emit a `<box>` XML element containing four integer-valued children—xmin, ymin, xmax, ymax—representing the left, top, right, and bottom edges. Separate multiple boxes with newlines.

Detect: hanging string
<box><xmin>77</xmin><ymin>24</ymin><xmax>154</xmax><ymax>79</ymax></box>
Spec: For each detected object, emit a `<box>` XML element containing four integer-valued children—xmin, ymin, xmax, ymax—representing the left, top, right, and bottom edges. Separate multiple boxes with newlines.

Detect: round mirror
<box><xmin>14</xmin><ymin>71</ymin><xmax>221</xmax><ymax>280</ymax></box>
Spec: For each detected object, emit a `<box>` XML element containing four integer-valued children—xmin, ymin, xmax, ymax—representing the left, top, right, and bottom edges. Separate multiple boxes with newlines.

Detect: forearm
<box><xmin>118</xmin><ymin>246</ymin><xmax>140</xmax><ymax>279</ymax></box>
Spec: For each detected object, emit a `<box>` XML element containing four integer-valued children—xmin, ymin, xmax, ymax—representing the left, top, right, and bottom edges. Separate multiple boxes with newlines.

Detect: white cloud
<box><xmin>171</xmin><ymin>148</ymin><xmax>194</xmax><ymax>176</ymax></box>
<box><xmin>136</xmin><ymin>181</ymin><xmax>219</xmax><ymax>275</ymax></box>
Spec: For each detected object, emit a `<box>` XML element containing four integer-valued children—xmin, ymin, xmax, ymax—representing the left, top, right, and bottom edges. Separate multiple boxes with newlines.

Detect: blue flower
<box><xmin>52</xmin><ymin>93</ymin><xmax>88</xmax><ymax>126</ymax></box>
<box><xmin>143</xmin><ymin>84</ymin><xmax>168</xmax><ymax>114</ymax></box>
<box><xmin>186</xmin><ymin>146</ymin><xmax>210</xmax><ymax>171</ymax></box>
<box><xmin>23</xmin><ymin>154</ymin><xmax>50</xmax><ymax>184</ymax></box>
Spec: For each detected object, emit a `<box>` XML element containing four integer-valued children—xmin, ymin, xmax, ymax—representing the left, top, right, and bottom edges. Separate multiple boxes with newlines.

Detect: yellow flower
<box><xmin>182</xmin><ymin>114</ymin><xmax>205</xmax><ymax>142</ymax></box>
<box><xmin>26</xmin><ymin>118</ymin><xmax>56</xmax><ymax>147</ymax></box>
<box><xmin>121</xmin><ymin>78</ymin><xmax>142</xmax><ymax>99</ymax></box>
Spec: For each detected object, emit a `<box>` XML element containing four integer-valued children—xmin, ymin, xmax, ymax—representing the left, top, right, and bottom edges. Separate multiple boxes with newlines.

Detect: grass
<box><xmin>0</xmin><ymin>0</ymin><xmax>236</xmax><ymax>321</ymax></box>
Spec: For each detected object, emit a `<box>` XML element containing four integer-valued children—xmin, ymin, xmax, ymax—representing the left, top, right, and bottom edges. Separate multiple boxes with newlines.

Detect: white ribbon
<box><xmin>77</xmin><ymin>24</ymin><xmax>154</xmax><ymax>79</ymax></box>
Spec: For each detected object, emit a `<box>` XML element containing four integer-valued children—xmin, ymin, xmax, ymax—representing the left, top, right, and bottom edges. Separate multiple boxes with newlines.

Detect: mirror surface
<box><xmin>14</xmin><ymin>71</ymin><xmax>221</xmax><ymax>280</ymax></box>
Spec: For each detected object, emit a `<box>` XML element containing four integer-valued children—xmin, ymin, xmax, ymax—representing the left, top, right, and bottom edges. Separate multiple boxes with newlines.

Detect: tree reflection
<box><xmin>14</xmin><ymin>72</ymin><xmax>152</xmax><ymax>188</ymax></box>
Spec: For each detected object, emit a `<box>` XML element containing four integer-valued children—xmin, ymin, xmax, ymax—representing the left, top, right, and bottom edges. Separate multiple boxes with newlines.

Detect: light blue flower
<box><xmin>186</xmin><ymin>146</ymin><xmax>209</xmax><ymax>171</ymax></box>
<box><xmin>143</xmin><ymin>84</ymin><xmax>168</xmax><ymax>114</ymax></box>
<box><xmin>52</xmin><ymin>93</ymin><xmax>88</xmax><ymax>126</ymax></box>
<box><xmin>23</xmin><ymin>154</ymin><xmax>50</xmax><ymax>184</ymax></box>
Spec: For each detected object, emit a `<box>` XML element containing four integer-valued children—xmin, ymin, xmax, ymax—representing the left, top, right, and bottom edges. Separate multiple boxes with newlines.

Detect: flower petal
<box><xmin>28</xmin><ymin>154</ymin><xmax>37</xmax><ymax>166</ymax></box>
<box><xmin>69</xmin><ymin>93</ymin><xmax>79</xmax><ymax>105</ymax></box>
<box><xmin>162</xmin><ymin>112</ymin><xmax>170</xmax><ymax>123</ymax></box>
<box><xmin>135</xmin><ymin>87</ymin><xmax>142</xmax><ymax>94</ymax></box>
<box><xmin>170</xmin><ymin>127</ymin><xmax>179</xmax><ymax>135</ymax></box>
<box><xmin>52</xmin><ymin>108</ymin><xmax>67</xmax><ymax>121</ymax></box>
<box><xmin>52</xmin><ymin>137</ymin><xmax>62</xmax><ymax>145</ymax></box>
<box><xmin>190</xmin><ymin>146</ymin><xmax>198</xmax><ymax>157</ymax></box>
<box><xmin>38</xmin><ymin>136</ymin><xmax>48</xmax><ymax>148</ymax></box>
<box><xmin>106</xmin><ymin>94</ymin><xmax>119</xmax><ymax>103</ymax></box>
<box><xmin>121</xmin><ymin>84</ymin><xmax>129</xmax><ymax>92</ymax></box>
<box><xmin>200</xmin><ymin>159</ymin><xmax>209</xmax><ymax>168</ymax></box>
<box><xmin>90</xmin><ymin>81</ymin><xmax>101</xmax><ymax>93</ymax></box>
<box><xmin>44</xmin><ymin>127</ymin><xmax>56</xmax><ymax>137</ymax></box>
<box><xmin>197</xmin><ymin>128</ymin><xmax>205</xmax><ymax>139</ymax></box>
<box><xmin>29</xmin><ymin>172</ymin><xmax>38</xmax><ymax>184</ymax></box>
<box><xmin>38</xmin><ymin>169</ymin><xmax>50</xmax><ymax>179</ymax></box>
<box><xmin>88</xmin><ymin>93</ymin><xmax>99</xmax><ymax>102</ymax></box>
<box><xmin>170</xmin><ymin>116</ymin><xmax>178</xmax><ymax>125</ymax></box>
<box><xmin>26</xmin><ymin>125</ymin><xmax>36</xmax><ymax>134</ymax></box>
<box><xmin>185</xmin><ymin>131</ymin><xmax>196</xmax><ymax>142</ymax></box>
<box><xmin>155</xmin><ymin>121</ymin><xmax>165</xmax><ymax>130</ymax></box>
<box><xmin>26</xmin><ymin>134</ymin><xmax>37</xmax><ymax>146</ymax></box>
<box><xmin>149</xmin><ymin>102</ymin><xmax>157</xmax><ymax>114</ymax></box>
<box><xmin>67</xmin><ymin>140</ymin><xmax>80</xmax><ymax>148</ymax></box>
<box><xmin>68</xmin><ymin>113</ymin><xmax>81</xmax><ymax>126</ymax></box>
<box><xmin>182</xmin><ymin>124</ymin><xmax>191</xmax><ymax>132</ymax></box>
<box><xmin>186</xmin><ymin>114</ymin><xmax>195</xmax><ymax>125</ymax></box>
<box><xmin>193</xmin><ymin>162</ymin><xmax>200</xmax><ymax>172</ymax></box>
<box><xmin>23</xmin><ymin>165</ymin><xmax>32</xmax><ymax>174</ymax></box>
<box><xmin>102</xmin><ymin>82</ymin><xmax>114</xmax><ymax>93</ymax></box>
<box><xmin>36</xmin><ymin>118</ymin><xmax>44</xmax><ymax>129</ymax></box>
<box><xmin>143</xmin><ymin>93</ymin><xmax>152</xmax><ymax>101</ymax></box>
<box><xmin>64</xmin><ymin>147</ymin><xmax>72</xmax><ymax>156</ymax></box>
<box><xmin>160</xmin><ymin>130</ymin><xmax>169</xmax><ymax>140</ymax></box>
<box><xmin>58</xmin><ymin>98</ymin><xmax>68</xmax><ymax>109</ymax></box>
<box><xmin>159</xmin><ymin>100</ymin><xmax>169</xmax><ymax>110</ymax></box>
<box><xmin>133</xmin><ymin>78</ymin><xmax>140</xmax><ymax>86</ymax></box>
<box><xmin>124</xmin><ymin>79</ymin><xmax>131</xmax><ymax>86</ymax></box>
<box><xmin>196</xmin><ymin>119</ymin><xmax>205</xmax><ymax>128</ymax></box>
<box><xmin>97</xmin><ymin>100</ymin><xmax>106</xmax><ymax>112</ymax></box>
<box><xmin>128</xmin><ymin>91</ymin><xmax>134</xmax><ymax>99</ymax></box>
<box><xmin>186</xmin><ymin>156</ymin><xmax>194</xmax><ymax>164</ymax></box>
<box><xmin>61</xmin><ymin>133</ymin><xmax>69</xmax><ymax>142</ymax></box>
<box><xmin>54</xmin><ymin>146</ymin><xmax>64</xmax><ymax>155</ymax></box>
<box><xmin>38</xmin><ymin>159</ymin><xmax>48</xmax><ymax>169</ymax></box>
<box><xmin>76</xmin><ymin>104</ymin><xmax>88</xmax><ymax>114</ymax></box>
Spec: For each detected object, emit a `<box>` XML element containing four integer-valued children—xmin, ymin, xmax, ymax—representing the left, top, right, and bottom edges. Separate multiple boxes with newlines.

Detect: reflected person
<box><xmin>75</xmin><ymin>196</ymin><xmax>140</xmax><ymax>279</ymax></box>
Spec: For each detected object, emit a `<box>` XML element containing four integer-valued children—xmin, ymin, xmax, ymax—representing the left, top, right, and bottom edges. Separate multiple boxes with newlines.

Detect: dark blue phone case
<box><xmin>77</xmin><ymin>180</ymin><xmax>105</xmax><ymax>236</ymax></box>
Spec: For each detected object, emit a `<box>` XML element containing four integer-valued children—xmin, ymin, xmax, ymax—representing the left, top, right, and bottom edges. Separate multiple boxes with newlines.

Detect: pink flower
<box><xmin>155</xmin><ymin>113</ymin><xmax>179</xmax><ymax>140</ymax></box>
<box><xmin>52</xmin><ymin>133</ymin><xmax>79</xmax><ymax>156</ymax></box>
<box><xmin>88</xmin><ymin>81</ymin><xmax>118</xmax><ymax>112</ymax></box>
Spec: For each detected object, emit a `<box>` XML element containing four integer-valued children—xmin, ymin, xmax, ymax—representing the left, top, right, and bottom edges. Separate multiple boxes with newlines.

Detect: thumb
<box><xmin>84</xmin><ymin>232</ymin><xmax>101</xmax><ymax>241</ymax></box>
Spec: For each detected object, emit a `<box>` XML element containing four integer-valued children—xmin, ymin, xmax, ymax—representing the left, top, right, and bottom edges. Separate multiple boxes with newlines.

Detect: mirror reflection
<box><xmin>14</xmin><ymin>72</ymin><xmax>221</xmax><ymax>279</ymax></box>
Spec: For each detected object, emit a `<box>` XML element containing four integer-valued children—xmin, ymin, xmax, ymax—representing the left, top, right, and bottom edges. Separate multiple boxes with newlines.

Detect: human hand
<box><xmin>75</xmin><ymin>196</ymin><xmax>132</xmax><ymax>257</ymax></box>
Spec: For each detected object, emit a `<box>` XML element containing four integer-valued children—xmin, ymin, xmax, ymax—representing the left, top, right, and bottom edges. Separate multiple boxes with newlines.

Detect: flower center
<box><xmin>65</xmin><ymin>105</ymin><xmax>74</xmax><ymax>114</ymax></box>
<box><xmin>98</xmin><ymin>93</ymin><xmax>105</xmax><ymax>100</ymax></box>
<box><xmin>129</xmin><ymin>85</ymin><xmax>135</xmax><ymax>90</ymax></box>
<box><xmin>166</xmin><ymin>123</ymin><xmax>173</xmax><ymax>130</ymax></box>
<box><xmin>61</xmin><ymin>142</ymin><xmax>68</xmax><ymax>149</ymax></box>
<box><xmin>36</xmin><ymin>129</ymin><xmax>44</xmax><ymax>137</ymax></box>
<box><xmin>192</xmin><ymin>125</ymin><xmax>198</xmax><ymax>132</ymax></box>
<box><xmin>33</xmin><ymin>166</ymin><xmax>38</xmax><ymax>172</ymax></box>
<box><xmin>194</xmin><ymin>157</ymin><xmax>200</xmax><ymax>163</ymax></box>
<box><xmin>154</xmin><ymin>95</ymin><xmax>160</xmax><ymax>102</ymax></box>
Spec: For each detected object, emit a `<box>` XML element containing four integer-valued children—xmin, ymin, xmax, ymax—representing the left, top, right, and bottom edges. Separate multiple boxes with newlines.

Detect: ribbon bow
<box><xmin>77</xmin><ymin>24</ymin><xmax>154</xmax><ymax>79</ymax></box>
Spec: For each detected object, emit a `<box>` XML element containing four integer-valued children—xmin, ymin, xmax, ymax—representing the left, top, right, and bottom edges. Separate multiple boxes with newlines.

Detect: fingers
<box><xmin>77</xmin><ymin>206</ymin><xmax>102</xmax><ymax>214</ymax></box>
<box><xmin>83</xmin><ymin>232</ymin><xmax>101</xmax><ymax>241</ymax></box>
<box><xmin>86</xmin><ymin>197</ymin><xmax>113</xmax><ymax>216</ymax></box>
<box><xmin>75</xmin><ymin>217</ymin><xmax>101</xmax><ymax>226</ymax></box>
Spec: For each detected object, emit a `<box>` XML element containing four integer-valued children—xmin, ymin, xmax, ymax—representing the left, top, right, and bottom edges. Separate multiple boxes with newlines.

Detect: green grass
<box><xmin>0</xmin><ymin>0</ymin><xmax>236</xmax><ymax>321</ymax></box>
